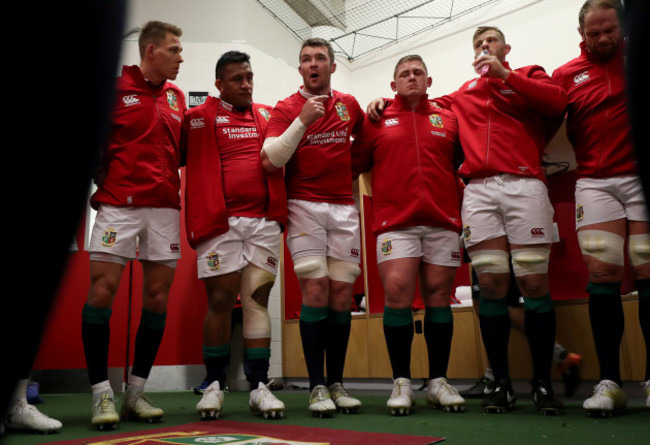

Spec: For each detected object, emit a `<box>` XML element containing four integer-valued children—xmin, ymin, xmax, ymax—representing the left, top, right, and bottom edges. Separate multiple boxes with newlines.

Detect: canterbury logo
<box><xmin>384</xmin><ymin>118</ymin><xmax>399</xmax><ymax>127</ymax></box>
<box><xmin>216</xmin><ymin>116</ymin><xmax>230</xmax><ymax>124</ymax></box>
<box><xmin>123</xmin><ymin>95</ymin><xmax>140</xmax><ymax>106</ymax></box>
<box><xmin>451</xmin><ymin>251</ymin><xmax>461</xmax><ymax>259</ymax></box>
<box><xmin>170</xmin><ymin>243</ymin><xmax>180</xmax><ymax>252</ymax></box>
<box><xmin>574</xmin><ymin>71</ymin><xmax>590</xmax><ymax>85</ymax></box>
<box><xmin>531</xmin><ymin>228</ymin><xmax>545</xmax><ymax>236</ymax></box>
<box><xmin>190</xmin><ymin>117</ymin><xmax>205</xmax><ymax>129</ymax></box>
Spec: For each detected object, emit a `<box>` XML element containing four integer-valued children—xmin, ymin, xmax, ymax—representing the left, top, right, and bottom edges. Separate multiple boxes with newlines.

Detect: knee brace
<box><xmin>293</xmin><ymin>255</ymin><xmax>329</xmax><ymax>279</ymax></box>
<box><xmin>240</xmin><ymin>265</ymin><xmax>275</xmax><ymax>340</ymax></box>
<box><xmin>578</xmin><ymin>230</ymin><xmax>625</xmax><ymax>266</ymax></box>
<box><xmin>628</xmin><ymin>233</ymin><xmax>650</xmax><ymax>267</ymax></box>
<box><xmin>511</xmin><ymin>248</ymin><xmax>550</xmax><ymax>277</ymax></box>
<box><xmin>468</xmin><ymin>250</ymin><xmax>510</xmax><ymax>274</ymax></box>
<box><xmin>328</xmin><ymin>257</ymin><xmax>361</xmax><ymax>284</ymax></box>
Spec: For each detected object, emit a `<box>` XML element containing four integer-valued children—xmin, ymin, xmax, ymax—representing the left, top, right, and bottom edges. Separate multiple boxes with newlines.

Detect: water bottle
<box><xmin>476</xmin><ymin>49</ymin><xmax>489</xmax><ymax>76</ymax></box>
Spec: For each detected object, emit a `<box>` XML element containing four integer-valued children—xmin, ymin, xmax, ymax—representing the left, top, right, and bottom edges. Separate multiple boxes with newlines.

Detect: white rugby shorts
<box><xmin>575</xmin><ymin>175</ymin><xmax>649</xmax><ymax>229</ymax></box>
<box><xmin>462</xmin><ymin>174</ymin><xmax>555</xmax><ymax>247</ymax></box>
<box><xmin>89</xmin><ymin>204</ymin><xmax>180</xmax><ymax>263</ymax></box>
<box><xmin>196</xmin><ymin>217</ymin><xmax>281</xmax><ymax>279</ymax></box>
<box><xmin>376</xmin><ymin>226</ymin><xmax>461</xmax><ymax>267</ymax></box>
<box><xmin>286</xmin><ymin>199</ymin><xmax>361</xmax><ymax>263</ymax></box>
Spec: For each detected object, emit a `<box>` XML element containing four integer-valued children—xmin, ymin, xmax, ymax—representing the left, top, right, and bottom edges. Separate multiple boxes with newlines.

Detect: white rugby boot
<box><xmin>120</xmin><ymin>392</ymin><xmax>163</xmax><ymax>423</ymax></box>
<box><xmin>250</xmin><ymin>382</ymin><xmax>285</xmax><ymax>419</ymax></box>
<box><xmin>328</xmin><ymin>382</ymin><xmax>361</xmax><ymax>413</ymax></box>
<box><xmin>642</xmin><ymin>380</ymin><xmax>650</xmax><ymax>408</ymax></box>
<box><xmin>583</xmin><ymin>379</ymin><xmax>626</xmax><ymax>417</ymax></box>
<box><xmin>4</xmin><ymin>401</ymin><xmax>62</xmax><ymax>433</ymax></box>
<box><xmin>387</xmin><ymin>377</ymin><xmax>415</xmax><ymax>416</ymax></box>
<box><xmin>91</xmin><ymin>392</ymin><xmax>119</xmax><ymax>430</ymax></box>
<box><xmin>425</xmin><ymin>377</ymin><xmax>466</xmax><ymax>412</ymax></box>
<box><xmin>196</xmin><ymin>381</ymin><xmax>224</xmax><ymax>420</ymax></box>
<box><xmin>308</xmin><ymin>385</ymin><xmax>336</xmax><ymax>418</ymax></box>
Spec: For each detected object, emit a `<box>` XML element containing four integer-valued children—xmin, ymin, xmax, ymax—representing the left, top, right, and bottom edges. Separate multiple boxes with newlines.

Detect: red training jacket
<box><xmin>552</xmin><ymin>41</ymin><xmax>635</xmax><ymax>178</ymax></box>
<box><xmin>182</xmin><ymin>96</ymin><xmax>287</xmax><ymax>249</ymax></box>
<box><xmin>352</xmin><ymin>94</ymin><xmax>463</xmax><ymax>236</ymax></box>
<box><xmin>435</xmin><ymin>63</ymin><xmax>566</xmax><ymax>181</ymax></box>
<box><xmin>91</xmin><ymin>65</ymin><xmax>186</xmax><ymax>210</ymax></box>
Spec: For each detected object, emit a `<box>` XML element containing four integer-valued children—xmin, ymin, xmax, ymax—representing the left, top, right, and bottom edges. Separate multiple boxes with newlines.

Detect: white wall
<box><xmin>122</xmin><ymin>0</ymin><xmax>587</xmax><ymax>381</ymax></box>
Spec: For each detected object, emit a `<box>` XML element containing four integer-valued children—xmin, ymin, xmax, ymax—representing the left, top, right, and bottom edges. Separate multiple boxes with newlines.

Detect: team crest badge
<box><xmin>167</xmin><ymin>90</ymin><xmax>179</xmax><ymax>111</ymax></box>
<box><xmin>576</xmin><ymin>204</ymin><xmax>584</xmax><ymax>222</ymax></box>
<box><xmin>429</xmin><ymin>114</ymin><xmax>444</xmax><ymax>128</ymax></box>
<box><xmin>102</xmin><ymin>229</ymin><xmax>117</xmax><ymax>247</ymax></box>
<box><xmin>381</xmin><ymin>239</ymin><xmax>392</xmax><ymax>256</ymax></box>
<box><xmin>463</xmin><ymin>224</ymin><xmax>471</xmax><ymax>242</ymax></box>
<box><xmin>258</xmin><ymin>107</ymin><xmax>271</xmax><ymax>121</ymax></box>
<box><xmin>207</xmin><ymin>252</ymin><xmax>220</xmax><ymax>271</ymax></box>
<box><xmin>335</xmin><ymin>101</ymin><xmax>350</xmax><ymax>121</ymax></box>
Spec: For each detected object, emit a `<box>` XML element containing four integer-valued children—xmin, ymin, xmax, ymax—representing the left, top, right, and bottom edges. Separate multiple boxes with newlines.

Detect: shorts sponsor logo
<box><xmin>167</xmin><ymin>90</ymin><xmax>179</xmax><ymax>111</ymax></box>
<box><xmin>500</xmin><ymin>89</ymin><xmax>515</xmax><ymax>95</ymax></box>
<box><xmin>122</xmin><ymin>94</ymin><xmax>140</xmax><ymax>107</ymax></box>
<box><xmin>191</xmin><ymin>117</ymin><xmax>206</xmax><ymax>129</ymax></box>
<box><xmin>170</xmin><ymin>243</ymin><xmax>180</xmax><ymax>253</ymax></box>
<box><xmin>574</xmin><ymin>70</ymin><xmax>590</xmax><ymax>85</ymax></box>
<box><xmin>531</xmin><ymin>227</ymin><xmax>545</xmax><ymax>237</ymax></box>
<box><xmin>266</xmin><ymin>256</ymin><xmax>278</xmax><ymax>268</ymax></box>
<box><xmin>102</xmin><ymin>228</ymin><xmax>117</xmax><ymax>247</ymax></box>
<box><xmin>381</xmin><ymin>239</ymin><xmax>392</xmax><ymax>256</ymax></box>
<box><xmin>350</xmin><ymin>248</ymin><xmax>360</xmax><ymax>257</ymax></box>
<box><xmin>258</xmin><ymin>108</ymin><xmax>271</xmax><ymax>121</ymax></box>
<box><xmin>429</xmin><ymin>114</ymin><xmax>444</xmax><ymax>128</ymax></box>
<box><xmin>384</xmin><ymin>118</ymin><xmax>399</xmax><ymax>127</ymax></box>
<box><xmin>576</xmin><ymin>204</ymin><xmax>584</xmax><ymax>222</ymax></box>
<box><xmin>207</xmin><ymin>252</ymin><xmax>220</xmax><ymax>271</ymax></box>
<box><xmin>463</xmin><ymin>224</ymin><xmax>471</xmax><ymax>241</ymax></box>
<box><xmin>335</xmin><ymin>101</ymin><xmax>350</xmax><ymax>121</ymax></box>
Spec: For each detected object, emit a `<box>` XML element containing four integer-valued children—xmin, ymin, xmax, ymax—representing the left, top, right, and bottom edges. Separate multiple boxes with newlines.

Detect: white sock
<box><xmin>91</xmin><ymin>380</ymin><xmax>113</xmax><ymax>403</ymax></box>
<box><xmin>126</xmin><ymin>375</ymin><xmax>147</xmax><ymax>398</ymax></box>
<box><xmin>484</xmin><ymin>368</ymin><xmax>494</xmax><ymax>381</ymax></box>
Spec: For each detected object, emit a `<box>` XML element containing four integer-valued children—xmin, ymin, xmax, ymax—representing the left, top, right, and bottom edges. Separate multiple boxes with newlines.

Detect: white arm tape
<box><xmin>262</xmin><ymin>117</ymin><xmax>307</xmax><ymax>168</ymax></box>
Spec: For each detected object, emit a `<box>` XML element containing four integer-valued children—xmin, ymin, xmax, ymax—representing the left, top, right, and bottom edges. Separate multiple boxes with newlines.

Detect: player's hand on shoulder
<box><xmin>366</xmin><ymin>97</ymin><xmax>385</xmax><ymax>121</ymax></box>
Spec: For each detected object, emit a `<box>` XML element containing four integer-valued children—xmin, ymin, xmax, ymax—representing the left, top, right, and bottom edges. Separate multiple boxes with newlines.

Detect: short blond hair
<box><xmin>393</xmin><ymin>55</ymin><xmax>428</xmax><ymax>79</ymax></box>
<box><xmin>138</xmin><ymin>20</ymin><xmax>183</xmax><ymax>60</ymax></box>
<box><xmin>472</xmin><ymin>26</ymin><xmax>506</xmax><ymax>44</ymax></box>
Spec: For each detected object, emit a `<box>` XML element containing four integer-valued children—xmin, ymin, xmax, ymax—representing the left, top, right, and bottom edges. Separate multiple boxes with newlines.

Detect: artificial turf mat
<box><xmin>1</xmin><ymin>388</ymin><xmax>648</xmax><ymax>445</ymax></box>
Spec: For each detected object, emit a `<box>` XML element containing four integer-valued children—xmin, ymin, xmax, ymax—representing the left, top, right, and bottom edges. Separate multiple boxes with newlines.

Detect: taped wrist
<box><xmin>262</xmin><ymin>117</ymin><xmax>307</xmax><ymax>168</ymax></box>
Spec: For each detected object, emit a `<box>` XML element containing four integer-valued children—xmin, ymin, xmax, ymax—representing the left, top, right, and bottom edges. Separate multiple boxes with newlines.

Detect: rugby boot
<box><xmin>196</xmin><ymin>381</ymin><xmax>224</xmax><ymax>420</ymax></box>
<box><xmin>459</xmin><ymin>375</ymin><xmax>494</xmax><ymax>399</ymax></box>
<box><xmin>4</xmin><ymin>401</ymin><xmax>62</xmax><ymax>433</ymax></box>
<box><xmin>583</xmin><ymin>380</ymin><xmax>626</xmax><ymax>417</ymax></box>
<box><xmin>387</xmin><ymin>377</ymin><xmax>415</xmax><ymax>416</ymax></box>
<box><xmin>482</xmin><ymin>380</ymin><xmax>516</xmax><ymax>414</ymax></box>
<box><xmin>308</xmin><ymin>385</ymin><xmax>336</xmax><ymax>418</ymax></box>
<box><xmin>425</xmin><ymin>377</ymin><xmax>465</xmax><ymax>412</ymax></box>
<box><xmin>329</xmin><ymin>382</ymin><xmax>361</xmax><ymax>413</ymax></box>
<box><xmin>532</xmin><ymin>380</ymin><xmax>563</xmax><ymax>416</ymax></box>
<box><xmin>91</xmin><ymin>392</ymin><xmax>119</xmax><ymax>430</ymax></box>
<box><xmin>249</xmin><ymin>382</ymin><xmax>285</xmax><ymax>419</ymax></box>
<box><xmin>121</xmin><ymin>392</ymin><xmax>163</xmax><ymax>423</ymax></box>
